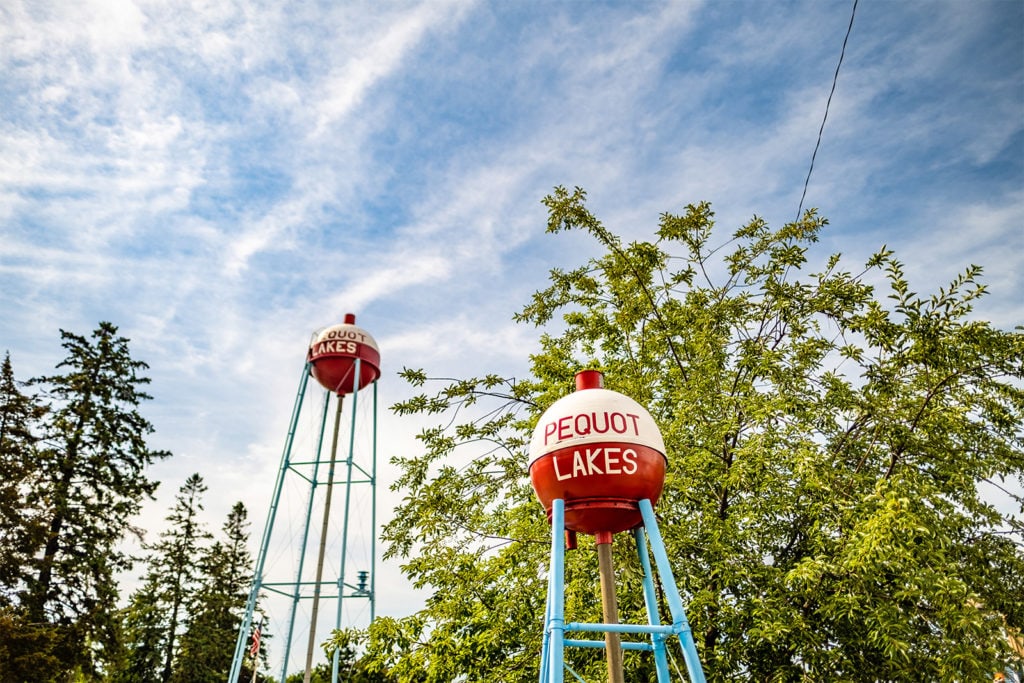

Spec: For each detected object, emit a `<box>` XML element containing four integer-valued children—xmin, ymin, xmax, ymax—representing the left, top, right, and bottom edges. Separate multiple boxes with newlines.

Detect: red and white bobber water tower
<box><xmin>530</xmin><ymin>370</ymin><xmax>705</xmax><ymax>683</ymax></box>
<box><xmin>231</xmin><ymin>314</ymin><xmax>381</xmax><ymax>683</ymax></box>
<box><xmin>308</xmin><ymin>313</ymin><xmax>381</xmax><ymax>395</ymax></box>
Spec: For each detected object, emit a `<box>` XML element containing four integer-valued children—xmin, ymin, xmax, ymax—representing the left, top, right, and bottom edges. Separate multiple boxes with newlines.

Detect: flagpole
<box><xmin>250</xmin><ymin>613</ymin><xmax>263</xmax><ymax>683</ymax></box>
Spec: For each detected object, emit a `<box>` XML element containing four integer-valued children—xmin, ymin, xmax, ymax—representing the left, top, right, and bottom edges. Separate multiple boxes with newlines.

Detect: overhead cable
<box><xmin>795</xmin><ymin>0</ymin><xmax>859</xmax><ymax>223</ymax></box>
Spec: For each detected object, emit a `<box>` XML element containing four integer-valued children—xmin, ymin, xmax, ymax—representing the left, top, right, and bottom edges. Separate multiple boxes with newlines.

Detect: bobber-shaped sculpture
<box><xmin>529</xmin><ymin>369</ymin><xmax>666</xmax><ymax>536</ymax></box>
<box><xmin>229</xmin><ymin>313</ymin><xmax>381</xmax><ymax>683</ymax></box>
<box><xmin>308</xmin><ymin>313</ymin><xmax>381</xmax><ymax>395</ymax></box>
<box><xmin>530</xmin><ymin>370</ymin><xmax>705</xmax><ymax>683</ymax></box>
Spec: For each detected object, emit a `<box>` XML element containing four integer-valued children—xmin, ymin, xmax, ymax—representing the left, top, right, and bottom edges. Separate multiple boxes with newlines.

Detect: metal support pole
<box><xmin>369</xmin><ymin>380</ymin><xmax>378</xmax><ymax>622</ymax></box>
<box><xmin>638</xmin><ymin>499</ymin><xmax>706</xmax><ymax>683</ymax></box>
<box><xmin>633</xmin><ymin>526</ymin><xmax>671</xmax><ymax>681</ymax></box>
<box><xmin>548</xmin><ymin>499</ymin><xmax>566</xmax><ymax>683</ymax></box>
<box><xmin>331</xmin><ymin>359</ymin><xmax>361</xmax><ymax>683</ymax></box>
<box><xmin>229</xmin><ymin>364</ymin><xmax>311</xmax><ymax>683</ymax></box>
<box><xmin>538</xmin><ymin>499</ymin><xmax>706</xmax><ymax>682</ymax></box>
<box><xmin>279</xmin><ymin>390</ymin><xmax>331</xmax><ymax>683</ymax></box>
<box><xmin>595</xmin><ymin>532</ymin><xmax>624</xmax><ymax>683</ymax></box>
<box><xmin>303</xmin><ymin>395</ymin><xmax>345</xmax><ymax>683</ymax></box>
<box><xmin>538</xmin><ymin>571</ymin><xmax>553</xmax><ymax>683</ymax></box>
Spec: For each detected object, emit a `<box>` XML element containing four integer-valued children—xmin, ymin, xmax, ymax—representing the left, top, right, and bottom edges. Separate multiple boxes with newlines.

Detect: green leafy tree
<box><xmin>367</xmin><ymin>187</ymin><xmax>1024</xmax><ymax>681</ymax></box>
<box><xmin>0</xmin><ymin>352</ymin><xmax>47</xmax><ymax>604</ymax></box>
<box><xmin>173</xmin><ymin>502</ymin><xmax>256</xmax><ymax>683</ymax></box>
<box><xmin>320</xmin><ymin>628</ymin><xmax>396</xmax><ymax>682</ymax></box>
<box><xmin>284</xmin><ymin>662</ymin><xmax>331</xmax><ymax>683</ymax></box>
<box><xmin>21</xmin><ymin>322</ymin><xmax>171</xmax><ymax>676</ymax></box>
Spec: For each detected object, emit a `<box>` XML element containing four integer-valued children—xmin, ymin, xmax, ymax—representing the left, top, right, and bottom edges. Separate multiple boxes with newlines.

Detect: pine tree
<box><xmin>0</xmin><ymin>352</ymin><xmax>46</xmax><ymax>604</ymax></box>
<box><xmin>154</xmin><ymin>473</ymin><xmax>211</xmax><ymax>682</ymax></box>
<box><xmin>173</xmin><ymin>502</ymin><xmax>255</xmax><ymax>683</ymax></box>
<box><xmin>111</xmin><ymin>474</ymin><xmax>211</xmax><ymax>683</ymax></box>
<box><xmin>23</xmin><ymin>322</ymin><xmax>171</xmax><ymax>674</ymax></box>
<box><xmin>0</xmin><ymin>353</ymin><xmax>73</xmax><ymax>681</ymax></box>
<box><xmin>109</xmin><ymin>575</ymin><xmax>165</xmax><ymax>683</ymax></box>
<box><xmin>0</xmin><ymin>606</ymin><xmax>65</xmax><ymax>683</ymax></box>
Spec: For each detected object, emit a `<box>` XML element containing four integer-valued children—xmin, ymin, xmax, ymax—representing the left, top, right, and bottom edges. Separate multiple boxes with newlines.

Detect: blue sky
<box><xmin>2</xmin><ymin>0</ymin><xmax>1022</xmax><ymax>672</ymax></box>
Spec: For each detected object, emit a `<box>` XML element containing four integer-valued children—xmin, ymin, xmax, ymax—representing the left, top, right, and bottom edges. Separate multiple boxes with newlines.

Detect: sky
<box><xmin>2</xmin><ymin>0</ymin><xmax>1022</xmax><ymax>675</ymax></box>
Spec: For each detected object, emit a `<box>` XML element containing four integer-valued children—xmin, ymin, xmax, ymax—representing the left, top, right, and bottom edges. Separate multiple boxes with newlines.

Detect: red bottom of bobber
<box><xmin>529</xmin><ymin>443</ymin><xmax>666</xmax><ymax>536</ymax></box>
<box><xmin>545</xmin><ymin>497</ymin><xmax>647</xmax><ymax>536</ymax></box>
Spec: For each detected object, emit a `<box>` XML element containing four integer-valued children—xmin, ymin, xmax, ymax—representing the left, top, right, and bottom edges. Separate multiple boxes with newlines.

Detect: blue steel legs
<box><xmin>638</xmin><ymin>499</ymin><xmax>705</xmax><ymax>683</ymax></box>
<box><xmin>539</xmin><ymin>499</ymin><xmax>567</xmax><ymax>682</ymax></box>
<box><xmin>229</xmin><ymin>363</ymin><xmax>311</xmax><ymax>683</ymax></box>
<box><xmin>538</xmin><ymin>498</ymin><xmax>706</xmax><ymax>683</ymax></box>
<box><xmin>633</xmin><ymin>524</ymin><xmax>671</xmax><ymax>681</ymax></box>
<box><xmin>229</xmin><ymin>361</ymin><xmax>378</xmax><ymax>683</ymax></box>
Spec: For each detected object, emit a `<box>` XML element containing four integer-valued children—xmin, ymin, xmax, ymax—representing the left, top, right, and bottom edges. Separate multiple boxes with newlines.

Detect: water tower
<box><xmin>229</xmin><ymin>314</ymin><xmax>381</xmax><ymax>683</ymax></box>
<box><xmin>529</xmin><ymin>370</ymin><xmax>706</xmax><ymax>683</ymax></box>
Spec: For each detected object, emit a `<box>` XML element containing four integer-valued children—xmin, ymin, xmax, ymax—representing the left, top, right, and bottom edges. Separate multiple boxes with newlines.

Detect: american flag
<box><xmin>249</xmin><ymin>616</ymin><xmax>262</xmax><ymax>658</ymax></box>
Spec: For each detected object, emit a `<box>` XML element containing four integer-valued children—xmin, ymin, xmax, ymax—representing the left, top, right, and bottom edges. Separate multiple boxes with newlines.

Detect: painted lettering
<box><xmin>604</xmin><ymin>447</ymin><xmax>621</xmax><ymax>474</ymax></box>
<box><xmin>325</xmin><ymin>329</ymin><xmax>368</xmax><ymax>342</ymax></box>
<box><xmin>315</xmin><ymin>340</ymin><xmax>358</xmax><ymax>356</ymax></box>
<box><xmin>544</xmin><ymin>422</ymin><xmax>558</xmax><ymax>444</ymax></box>
<box><xmin>572</xmin><ymin>450</ymin><xmax>587</xmax><ymax>478</ymax></box>
<box><xmin>543</xmin><ymin>446</ymin><xmax>641</xmax><ymax>481</ymax></box>
<box><xmin>542</xmin><ymin>411</ymin><xmax>644</xmax><ymax>445</ymax></box>
<box><xmin>557</xmin><ymin>416</ymin><xmax>572</xmax><ymax>442</ymax></box>
<box><xmin>552</xmin><ymin>455</ymin><xmax>572</xmax><ymax>481</ymax></box>
<box><xmin>621</xmin><ymin>449</ymin><xmax>638</xmax><ymax>475</ymax></box>
<box><xmin>574</xmin><ymin>413</ymin><xmax>591</xmax><ymax>436</ymax></box>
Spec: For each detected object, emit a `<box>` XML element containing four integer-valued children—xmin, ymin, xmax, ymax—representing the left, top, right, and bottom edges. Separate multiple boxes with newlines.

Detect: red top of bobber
<box><xmin>307</xmin><ymin>314</ymin><xmax>381</xmax><ymax>395</ymax></box>
<box><xmin>575</xmin><ymin>368</ymin><xmax>603</xmax><ymax>390</ymax></box>
<box><xmin>528</xmin><ymin>370</ymin><xmax>667</xmax><ymax>535</ymax></box>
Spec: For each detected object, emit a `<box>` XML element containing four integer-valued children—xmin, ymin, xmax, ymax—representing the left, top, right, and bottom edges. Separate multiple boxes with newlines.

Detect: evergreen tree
<box><xmin>173</xmin><ymin>502</ymin><xmax>255</xmax><ymax>683</ymax></box>
<box><xmin>23</xmin><ymin>322</ymin><xmax>171</xmax><ymax>675</ymax></box>
<box><xmin>154</xmin><ymin>473</ymin><xmax>211</xmax><ymax>682</ymax></box>
<box><xmin>0</xmin><ymin>352</ymin><xmax>46</xmax><ymax>604</ymax></box>
<box><xmin>111</xmin><ymin>474</ymin><xmax>211</xmax><ymax>683</ymax></box>
<box><xmin>109</xmin><ymin>575</ymin><xmax>165</xmax><ymax>683</ymax></box>
<box><xmin>367</xmin><ymin>188</ymin><xmax>1024</xmax><ymax>680</ymax></box>
<box><xmin>0</xmin><ymin>606</ymin><xmax>64</xmax><ymax>683</ymax></box>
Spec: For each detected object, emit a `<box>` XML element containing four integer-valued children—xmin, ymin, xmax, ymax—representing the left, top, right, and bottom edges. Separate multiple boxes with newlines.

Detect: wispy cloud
<box><xmin>1</xmin><ymin>1</ymin><xmax>1020</xmax><ymax>668</ymax></box>
<box><xmin>312</xmin><ymin>1</ymin><xmax>475</xmax><ymax>134</ymax></box>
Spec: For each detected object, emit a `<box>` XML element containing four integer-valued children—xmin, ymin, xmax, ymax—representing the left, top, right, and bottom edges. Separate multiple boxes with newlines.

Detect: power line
<box><xmin>795</xmin><ymin>0</ymin><xmax>858</xmax><ymax>223</ymax></box>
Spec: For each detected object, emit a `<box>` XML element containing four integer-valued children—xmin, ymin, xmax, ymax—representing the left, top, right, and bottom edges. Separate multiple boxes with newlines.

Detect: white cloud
<box><xmin>312</xmin><ymin>2</ymin><xmax>471</xmax><ymax>135</ymax></box>
<box><xmin>2</xmin><ymin>1</ymin><xmax>1021</xmax><ymax>675</ymax></box>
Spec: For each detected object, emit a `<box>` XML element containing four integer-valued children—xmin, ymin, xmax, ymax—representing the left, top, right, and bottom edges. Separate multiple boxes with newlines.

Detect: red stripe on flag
<box><xmin>249</xmin><ymin>619</ymin><xmax>262</xmax><ymax>657</ymax></box>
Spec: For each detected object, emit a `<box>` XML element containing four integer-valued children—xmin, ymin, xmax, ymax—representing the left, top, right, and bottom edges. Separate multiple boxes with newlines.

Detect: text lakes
<box><xmin>549</xmin><ymin>447</ymin><xmax>640</xmax><ymax>481</ymax></box>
